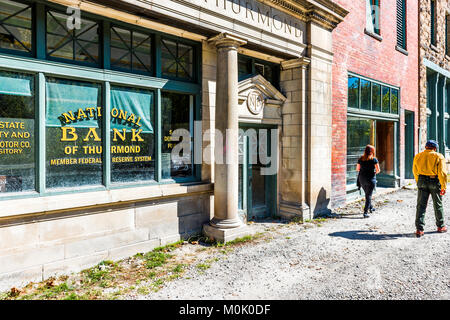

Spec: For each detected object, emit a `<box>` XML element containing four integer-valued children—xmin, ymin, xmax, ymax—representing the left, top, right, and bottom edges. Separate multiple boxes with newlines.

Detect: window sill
<box><xmin>430</xmin><ymin>44</ymin><xmax>439</xmax><ymax>53</ymax></box>
<box><xmin>364</xmin><ymin>29</ymin><xmax>382</xmax><ymax>42</ymax></box>
<box><xmin>395</xmin><ymin>45</ymin><xmax>408</xmax><ymax>56</ymax></box>
<box><xmin>0</xmin><ymin>181</ymin><xmax>214</xmax><ymax>220</ymax></box>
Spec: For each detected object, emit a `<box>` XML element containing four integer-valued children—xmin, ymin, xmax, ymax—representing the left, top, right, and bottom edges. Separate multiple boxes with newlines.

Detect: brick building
<box><xmin>331</xmin><ymin>0</ymin><xmax>419</xmax><ymax>206</ymax></box>
<box><xmin>419</xmin><ymin>0</ymin><xmax>450</xmax><ymax>162</ymax></box>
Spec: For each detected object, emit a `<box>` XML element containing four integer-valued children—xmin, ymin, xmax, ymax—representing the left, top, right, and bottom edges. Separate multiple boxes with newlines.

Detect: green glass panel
<box><xmin>161</xmin><ymin>92</ymin><xmax>193</xmax><ymax>179</ymax></box>
<box><xmin>0</xmin><ymin>0</ymin><xmax>32</xmax><ymax>53</ymax></box>
<box><xmin>46</xmin><ymin>78</ymin><xmax>102</xmax><ymax>128</ymax></box>
<box><xmin>110</xmin><ymin>86</ymin><xmax>153</xmax><ymax>133</ymax></box>
<box><xmin>0</xmin><ymin>70</ymin><xmax>32</xmax><ymax>96</ymax></box>
<box><xmin>46</xmin><ymin>10</ymin><xmax>99</xmax><ymax>65</ymax></box>
<box><xmin>348</xmin><ymin>76</ymin><xmax>359</xmax><ymax>109</ymax></box>
<box><xmin>238</xmin><ymin>56</ymin><xmax>252</xmax><ymax>79</ymax></box>
<box><xmin>372</xmin><ymin>83</ymin><xmax>381</xmax><ymax>111</ymax></box>
<box><xmin>45</xmin><ymin>78</ymin><xmax>103</xmax><ymax>189</ymax></box>
<box><xmin>111</xmin><ymin>47</ymin><xmax>131</xmax><ymax>69</ymax></box>
<box><xmin>47</xmin><ymin>33</ymin><xmax>73</xmax><ymax>60</ymax></box>
<box><xmin>132</xmin><ymin>31</ymin><xmax>151</xmax><ymax>73</ymax></box>
<box><xmin>360</xmin><ymin>79</ymin><xmax>371</xmax><ymax>110</ymax></box>
<box><xmin>382</xmin><ymin>86</ymin><xmax>390</xmax><ymax>113</ymax></box>
<box><xmin>391</xmin><ymin>89</ymin><xmax>399</xmax><ymax>114</ymax></box>
<box><xmin>75</xmin><ymin>40</ymin><xmax>99</xmax><ymax>64</ymax></box>
<box><xmin>0</xmin><ymin>71</ymin><xmax>35</xmax><ymax>193</ymax></box>
<box><xmin>110</xmin><ymin>86</ymin><xmax>155</xmax><ymax>184</ymax></box>
<box><xmin>347</xmin><ymin>118</ymin><xmax>374</xmax><ymax>186</ymax></box>
<box><xmin>161</xmin><ymin>39</ymin><xmax>178</xmax><ymax>78</ymax></box>
<box><xmin>161</xmin><ymin>39</ymin><xmax>193</xmax><ymax>80</ymax></box>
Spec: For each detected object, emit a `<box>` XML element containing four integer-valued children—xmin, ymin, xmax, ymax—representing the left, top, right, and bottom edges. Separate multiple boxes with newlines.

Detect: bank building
<box><xmin>0</xmin><ymin>0</ymin><xmax>348</xmax><ymax>289</ymax></box>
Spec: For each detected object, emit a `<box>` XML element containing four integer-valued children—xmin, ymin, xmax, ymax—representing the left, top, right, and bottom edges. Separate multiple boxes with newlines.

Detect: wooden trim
<box><xmin>46</xmin><ymin>0</ymin><xmax>207</xmax><ymax>42</ymax></box>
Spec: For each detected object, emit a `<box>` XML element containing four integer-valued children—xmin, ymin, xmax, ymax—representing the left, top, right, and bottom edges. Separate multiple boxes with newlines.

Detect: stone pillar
<box><xmin>203</xmin><ymin>33</ymin><xmax>251</xmax><ymax>243</ymax></box>
<box><xmin>305</xmin><ymin>22</ymin><xmax>334</xmax><ymax>218</ymax></box>
<box><xmin>279</xmin><ymin>57</ymin><xmax>311</xmax><ymax>221</ymax></box>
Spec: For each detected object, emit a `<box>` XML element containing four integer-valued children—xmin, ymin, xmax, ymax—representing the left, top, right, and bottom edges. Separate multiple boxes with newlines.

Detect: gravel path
<box><xmin>133</xmin><ymin>187</ymin><xmax>450</xmax><ymax>300</ymax></box>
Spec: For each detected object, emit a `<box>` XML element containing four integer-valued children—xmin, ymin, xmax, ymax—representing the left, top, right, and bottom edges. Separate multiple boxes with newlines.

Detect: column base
<box><xmin>280</xmin><ymin>200</ymin><xmax>311</xmax><ymax>221</ymax></box>
<box><xmin>203</xmin><ymin>223</ymin><xmax>252</xmax><ymax>243</ymax></box>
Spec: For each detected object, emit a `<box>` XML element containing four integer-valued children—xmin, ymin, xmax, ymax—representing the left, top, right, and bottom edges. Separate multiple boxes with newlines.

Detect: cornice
<box><xmin>260</xmin><ymin>0</ymin><xmax>349</xmax><ymax>30</ymax></box>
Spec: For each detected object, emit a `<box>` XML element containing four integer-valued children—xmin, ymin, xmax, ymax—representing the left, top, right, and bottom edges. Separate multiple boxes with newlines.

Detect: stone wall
<box><xmin>419</xmin><ymin>0</ymin><xmax>450</xmax><ymax>149</ymax></box>
<box><xmin>0</xmin><ymin>185</ymin><xmax>212</xmax><ymax>292</ymax></box>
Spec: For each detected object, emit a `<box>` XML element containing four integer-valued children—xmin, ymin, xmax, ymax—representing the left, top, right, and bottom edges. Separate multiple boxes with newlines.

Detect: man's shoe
<box><xmin>415</xmin><ymin>230</ymin><xmax>424</xmax><ymax>237</ymax></box>
<box><xmin>437</xmin><ymin>226</ymin><xmax>447</xmax><ymax>233</ymax></box>
<box><xmin>363</xmin><ymin>213</ymin><xmax>370</xmax><ymax>218</ymax></box>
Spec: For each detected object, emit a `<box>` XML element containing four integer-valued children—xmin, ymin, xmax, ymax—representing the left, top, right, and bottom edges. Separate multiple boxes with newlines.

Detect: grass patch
<box><xmin>142</xmin><ymin>251</ymin><xmax>173</xmax><ymax>269</ymax></box>
<box><xmin>196</xmin><ymin>263</ymin><xmax>211</xmax><ymax>271</ymax></box>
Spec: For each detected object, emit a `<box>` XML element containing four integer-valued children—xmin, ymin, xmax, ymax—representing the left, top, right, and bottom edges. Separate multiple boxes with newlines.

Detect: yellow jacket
<box><xmin>412</xmin><ymin>149</ymin><xmax>448</xmax><ymax>190</ymax></box>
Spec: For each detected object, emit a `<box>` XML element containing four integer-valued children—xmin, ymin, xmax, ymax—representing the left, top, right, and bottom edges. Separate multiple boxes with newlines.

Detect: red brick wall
<box><xmin>331</xmin><ymin>0</ymin><xmax>419</xmax><ymax>207</ymax></box>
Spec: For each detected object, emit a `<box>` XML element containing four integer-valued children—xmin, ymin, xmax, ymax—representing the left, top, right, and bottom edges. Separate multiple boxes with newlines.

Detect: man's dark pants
<box><xmin>416</xmin><ymin>175</ymin><xmax>445</xmax><ymax>231</ymax></box>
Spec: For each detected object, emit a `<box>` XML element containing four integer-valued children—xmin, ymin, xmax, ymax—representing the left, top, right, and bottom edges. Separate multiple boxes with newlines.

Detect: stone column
<box><xmin>203</xmin><ymin>33</ymin><xmax>251</xmax><ymax>243</ymax></box>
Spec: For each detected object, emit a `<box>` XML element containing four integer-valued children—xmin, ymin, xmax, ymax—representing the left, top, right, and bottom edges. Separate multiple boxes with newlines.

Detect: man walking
<box><xmin>412</xmin><ymin>140</ymin><xmax>448</xmax><ymax>237</ymax></box>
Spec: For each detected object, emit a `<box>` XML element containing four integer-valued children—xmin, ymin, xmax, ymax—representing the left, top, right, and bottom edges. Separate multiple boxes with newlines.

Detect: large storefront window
<box><xmin>0</xmin><ymin>71</ymin><xmax>35</xmax><ymax>193</ymax></box>
<box><xmin>110</xmin><ymin>86</ymin><xmax>155</xmax><ymax>183</ymax></box>
<box><xmin>347</xmin><ymin>118</ymin><xmax>374</xmax><ymax>187</ymax></box>
<box><xmin>45</xmin><ymin>78</ymin><xmax>103</xmax><ymax>189</ymax></box>
<box><xmin>161</xmin><ymin>92</ymin><xmax>193</xmax><ymax>179</ymax></box>
<box><xmin>347</xmin><ymin>117</ymin><xmax>398</xmax><ymax>189</ymax></box>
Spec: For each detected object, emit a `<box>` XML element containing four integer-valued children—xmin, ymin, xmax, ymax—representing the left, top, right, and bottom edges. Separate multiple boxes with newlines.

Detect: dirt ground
<box><xmin>129</xmin><ymin>187</ymin><xmax>450</xmax><ymax>300</ymax></box>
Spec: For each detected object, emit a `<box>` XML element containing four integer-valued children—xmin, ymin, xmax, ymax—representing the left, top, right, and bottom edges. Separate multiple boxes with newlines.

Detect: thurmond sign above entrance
<box><xmin>125</xmin><ymin>0</ymin><xmax>309</xmax><ymax>56</ymax></box>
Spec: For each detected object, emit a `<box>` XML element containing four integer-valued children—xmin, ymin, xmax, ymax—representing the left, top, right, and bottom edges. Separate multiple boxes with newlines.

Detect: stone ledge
<box><xmin>0</xmin><ymin>182</ymin><xmax>214</xmax><ymax>220</ymax></box>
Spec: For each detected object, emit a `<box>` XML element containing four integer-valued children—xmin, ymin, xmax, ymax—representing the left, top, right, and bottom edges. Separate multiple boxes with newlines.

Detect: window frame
<box><xmin>45</xmin><ymin>6</ymin><xmax>102</xmax><ymax>68</ymax></box>
<box><xmin>396</xmin><ymin>0</ymin><xmax>407</xmax><ymax>51</ymax></box>
<box><xmin>431</xmin><ymin>0</ymin><xmax>437</xmax><ymax>47</ymax></box>
<box><xmin>0</xmin><ymin>0</ymin><xmax>35</xmax><ymax>57</ymax></box>
<box><xmin>347</xmin><ymin>72</ymin><xmax>400</xmax><ymax>118</ymax></box>
<box><xmin>237</xmin><ymin>54</ymin><xmax>280</xmax><ymax>89</ymax></box>
<box><xmin>160</xmin><ymin>36</ymin><xmax>197</xmax><ymax>83</ymax></box>
<box><xmin>109</xmin><ymin>23</ymin><xmax>154</xmax><ymax>76</ymax></box>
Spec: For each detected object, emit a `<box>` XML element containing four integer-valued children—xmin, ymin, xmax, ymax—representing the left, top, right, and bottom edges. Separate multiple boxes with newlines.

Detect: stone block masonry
<box><xmin>0</xmin><ymin>187</ymin><xmax>212</xmax><ymax>292</ymax></box>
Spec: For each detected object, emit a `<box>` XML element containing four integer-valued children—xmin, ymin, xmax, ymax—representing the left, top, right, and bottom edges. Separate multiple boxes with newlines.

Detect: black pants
<box><xmin>416</xmin><ymin>175</ymin><xmax>445</xmax><ymax>231</ymax></box>
<box><xmin>360</xmin><ymin>178</ymin><xmax>376</xmax><ymax>214</ymax></box>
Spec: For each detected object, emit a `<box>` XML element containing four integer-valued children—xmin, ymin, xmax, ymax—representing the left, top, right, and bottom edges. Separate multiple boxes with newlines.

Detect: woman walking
<box><xmin>357</xmin><ymin>145</ymin><xmax>381</xmax><ymax>218</ymax></box>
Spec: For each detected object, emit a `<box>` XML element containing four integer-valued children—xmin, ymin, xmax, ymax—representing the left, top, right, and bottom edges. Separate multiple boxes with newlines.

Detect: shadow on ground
<box><xmin>329</xmin><ymin>230</ymin><xmax>417</xmax><ymax>240</ymax></box>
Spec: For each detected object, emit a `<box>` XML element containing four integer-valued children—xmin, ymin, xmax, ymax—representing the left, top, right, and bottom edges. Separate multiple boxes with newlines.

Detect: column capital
<box><xmin>208</xmin><ymin>33</ymin><xmax>247</xmax><ymax>49</ymax></box>
<box><xmin>281</xmin><ymin>57</ymin><xmax>311</xmax><ymax>70</ymax></box>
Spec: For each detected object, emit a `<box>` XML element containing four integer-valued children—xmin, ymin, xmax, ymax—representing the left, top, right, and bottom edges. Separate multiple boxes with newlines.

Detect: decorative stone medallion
<box><xmin>247</xmin><ymin>91</ymin><xmax>265</xmax><ymax>115</ymax></box>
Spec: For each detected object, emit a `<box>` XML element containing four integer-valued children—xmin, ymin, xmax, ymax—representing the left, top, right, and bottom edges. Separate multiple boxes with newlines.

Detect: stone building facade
<box><xmin>331</xmin><ymin>0</ymin><xmax>419</xmax><ymax>206</ymax></box>
<box><xmin>0</xmin><ymin>0</ymin><xmax>347</xmax><ymax>290</ymax></box>
<box><xmin>419</xmin><ymin>0</ymin><xmax>450</xmax><ymax>163</ymax></box>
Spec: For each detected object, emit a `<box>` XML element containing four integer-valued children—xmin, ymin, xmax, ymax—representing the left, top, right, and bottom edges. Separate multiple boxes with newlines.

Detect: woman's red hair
<box><xmin>360</xmin><ymin>145</ymin><xmax>376</xmax><ymax>161</ymax></box>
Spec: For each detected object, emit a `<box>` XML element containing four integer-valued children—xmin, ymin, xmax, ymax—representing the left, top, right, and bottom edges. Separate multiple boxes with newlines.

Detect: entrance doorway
<box><xmin>404</xmin><ymin>111</ymin><xmax>415</xmax><ymax>179</ymax></box>
<box><xmin>238</xmin><ymin>125</ymin><xmax>277</xmax><ymax>222</ymax></box>
<box><xmin>346</xmin><ymin>117</ymin><xmax>399</xmax><ymax>197</ymax></box>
